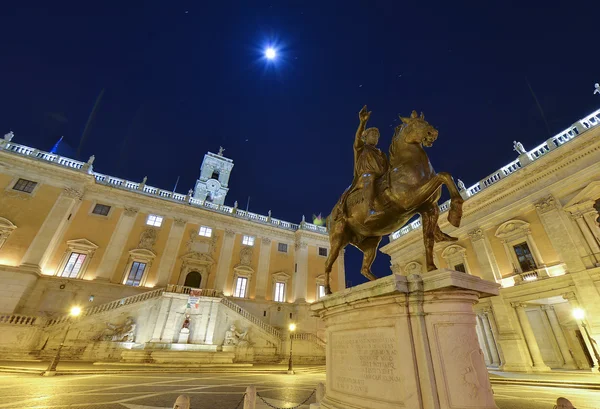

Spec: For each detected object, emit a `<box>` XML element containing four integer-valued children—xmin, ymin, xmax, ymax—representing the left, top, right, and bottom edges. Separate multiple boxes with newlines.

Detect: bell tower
<box><xmin>194</xmin><ymin>147</ymin><xmax>234</xmax><ymax>205</ymax></box>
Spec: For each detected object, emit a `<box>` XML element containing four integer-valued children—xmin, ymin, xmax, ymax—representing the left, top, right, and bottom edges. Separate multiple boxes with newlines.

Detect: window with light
<box><xmin>146</xmin><ymin>214</ymin><xmax>163</xmax><ymax>227</ymax></box>
<box><xmin>125</xmin><ymin>262</ymin><xmax>147</xmax><ymax>286</ymax></box>
<box><xmin>234</xmin><ymin>277</ymin><xmax>248</xmax><ymax>297</ymax></box>
<box><xmin>317</xmin><ymin>284</ymin><xmax>326</xmax><ymax>300</ymax></box>
<box><xmin>274</xmin><ymin>282</ymin><xmax>286</xmax><ymax>302</ymax></box>
<box><xmin>60</xmin><ymin>253</ymin><xmax>86</xmax><ymax>278</ymax></box>
<box><xmin>199</xmin><ymin>226</ymin><xmax>212</xmax><ymax>237</ymax></box>
<box><xmin>242</xmin><ymin>235</ymin><xmax>255</xmax><ymax>246</ymax></box>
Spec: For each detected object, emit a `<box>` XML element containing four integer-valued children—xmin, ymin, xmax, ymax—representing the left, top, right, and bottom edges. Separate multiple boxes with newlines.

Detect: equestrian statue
<box><xmin>324</xmin><ymin>105</ymin><xmax>464</xmax><ymax>294</ymax></box>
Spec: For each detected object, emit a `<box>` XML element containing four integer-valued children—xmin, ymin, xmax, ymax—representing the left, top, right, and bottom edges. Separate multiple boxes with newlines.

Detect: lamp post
<box><xmin>43</xmin><ymin>306</ymin><xmax>81</xmax><ymax>377</ymax></box>
<box><xmin>572</xmin><ymin>307</ymin><xmax>600</xmax><ymax>372</ymax></box>
<box><xmin>287</xmin><ymin>323</ymin><xmax>296</xmax><ymax>374</ymax></box>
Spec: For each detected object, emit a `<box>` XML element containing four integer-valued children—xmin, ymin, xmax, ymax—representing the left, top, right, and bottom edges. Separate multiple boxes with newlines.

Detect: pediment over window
<box><xmin>66</xmin><ymin>238</ymin><xmax>98</xmax><ymax>252</ymax></box>
<box><xmin>495</xmin><ymin>220</ymin><xmax>530</xmax><ymax>239</ymax></box>
<box><xmin>441</xmin><ymin>244</ymin><xmax>466</xmax><ymax>258</ymax></box>
<box><xmin>315</xmin><ymin>274</ymin><xmax>325</xmax><ymax>285</ymax></box>
<box><xmin>181</xmin><ymin>252</ymin><xmax>214</xmax><ymax>266</ymax></box>
<box><xmin>0</xmin><ymin>217</ymin><xmax>17</xmax><ymax>232</ymax></box>
<box><xmin>233</xmin><ymin>264</ymin><xmax>254</xmax><ymax>277</ymax></box>
<box><xmin>128</xmin><ymin>248</ymin><xmax>156</xmax><ymax>262</ymax></box>
<box><xmin>272</xmin><ymin>271</ymin><xmax>290</xmax><ymax>282</ymax></box>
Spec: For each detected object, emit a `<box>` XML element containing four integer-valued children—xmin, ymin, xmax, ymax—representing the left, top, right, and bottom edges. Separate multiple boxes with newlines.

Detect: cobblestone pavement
<box><xmin>0</xmin><ymin>368</ymin><xmax>599</xmax><ymax>408</ymax></box>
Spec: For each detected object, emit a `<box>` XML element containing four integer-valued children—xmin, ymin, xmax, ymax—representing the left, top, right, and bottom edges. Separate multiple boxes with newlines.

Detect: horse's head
<box><xmin>395</xmin><ymin>110</ymin><xmax>438</xmax><ymax>147</ymax></box>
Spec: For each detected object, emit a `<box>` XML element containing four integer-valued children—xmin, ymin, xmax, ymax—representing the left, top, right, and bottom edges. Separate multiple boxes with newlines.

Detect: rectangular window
<box><xmin>146</xmin><ymin>214</ymin><xmax>163</xmax><ymax>227</ymax></box>
<box><xmin>199</xmin><ymin>226</ymin><xmax>212</xmax><ymax>237</ymax></box>
<box><xmin>274</xmin><ymin>282</ymin><xmax>286</xmax><ymax>302</ymax></box>
<box><xmin>233</xmin><ymin>277</ymin><xmax>248</xmax><ymax>297</ymax></box>
<box><xmin>454</xmin><ymin>263</ymin><xmax>466</xmax><ymax>273</ymax></box>
<box><xmin>242</xmin><ymin>235</ymin><xmax>255</xmax><ymax>246</ymax></box>
<box><xmin>92</xmin><ymin>203</ymin><xmax>111</xmax><ymax>216</ymax></box>
<box><xmin>12</xmin><ymin>178</ymin><xmax>37</xmax><ymax>193</ymax></box>
<box><xmin>278</xmin><ymin>243</ymin><xmax>288</xmax><ymax>253</ymax></box>
<box><xmin>318</xmin><ymin>247</ymin><xmax>328</xmax><ymax>257</ymax></box>
<box><xmin>317</xmin><ymin>284</ymin><xmax>326</xmax><ymax>300</ymax></box>
<box><xmin>513</xmin><ymin>242</ymin><xmax>537</xmax><ymax>272</ymax></box>
<box><xmin>60</xmin><ymin>252</ymin><xmax>86</xmax><ymax>278</ymax></box>
<box><xmin>125</xmin><ymin>262</ymin><xmax>147</xmax><ymax>286</ymax></box>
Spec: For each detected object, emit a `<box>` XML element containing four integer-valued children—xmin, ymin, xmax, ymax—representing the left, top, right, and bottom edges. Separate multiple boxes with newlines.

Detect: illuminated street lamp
<box><xmin>43</xmin><ymin>306</ymin><xmax>82</xmax><ymax>376</ymax></box>
<box><xmin>572</xmin><ymin>307</ymin><xmax>600</xmax><ymax>372</ymax></box>
<box><xmin>287</xmin><ymin>322</ymin><xmax>296</xmax><ymax>374</ymax></box>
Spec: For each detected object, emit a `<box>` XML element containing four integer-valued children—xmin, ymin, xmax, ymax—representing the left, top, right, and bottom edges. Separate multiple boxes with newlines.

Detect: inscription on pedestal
<box><xmin>330</xmin><ymin>327</ymin><xmax>402</xmax><ymax>402</ymax></box>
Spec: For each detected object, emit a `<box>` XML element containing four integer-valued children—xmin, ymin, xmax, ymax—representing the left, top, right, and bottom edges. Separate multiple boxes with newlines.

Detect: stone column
<box><xmin>203</xmin><ymin>299</ymin><xmax>221</xmax><ymax>344</ymax></box>
<box><xmin>20</xmin><ymin>188</ymin><xmax>82</xmax><ymax>273</ymax></box>
<box><xmin>475</xmin><ymin>315</ymin><xmax>492</xmax><ymax>366</ymax></box>
<box><xmin>293</xmin><ymin>238</ymin><xmax>308</xmax><ymax>302</ymax></box>
<box><xmin>254</xmin><ymin>238</ymin><xmax>272</xmax><ymax>299</ymax></box>
<box><xmin>562</xmin><ymin>292</ymin><xmax>599</xmax><ymax>369</ymax></box>
<box><xmin>481</xmin><ymin>310</ymin><xmax>500</xmax><ymax>366</ymax></box>
<box><xmin>155</xmin><ymin>218</ymin><xmax>187</xmax><ymax>287</ymax></box>
<box><xmin>214</xmin><ymin>229</ymin><xmax>236</xmax><ymax>293</ymax></box>
<box><xmin>94</xmin><ymin>207</ymin><xmax>139</xmax><ymax>281</ymax></box>
<box><xmin>468</xmin><ymin>228</ymin><xmax>502</xmax><ymax>282</ymax></box>
<box><xmin>483</xmin><ymin>306</ymin><xmax>505</xmax><ymax>367</ymax></box>
<box><xmin>534</xmin><ymin>196</ymin><xmax>587</xmax><ymax>272</ymax></box>
<box><xmin>337</xmin><ymin>248</ymin><xmax>346</xmax><ymax>291</ymax></box>
<box><xmin>511</xmin><ymin>302</ymin><xmax>551</xmax><ymax>371</ymax></box>
<box><xmin>542</xmin><ymin>305</ymin><xmax>578</xmax><ymax>369</ymax></box>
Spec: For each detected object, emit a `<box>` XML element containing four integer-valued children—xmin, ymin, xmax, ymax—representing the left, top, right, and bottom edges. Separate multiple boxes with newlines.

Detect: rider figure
<box><xmin>351</xmin><ymin>105</ymin><xmax>388</xmax><ymax>223</ymax></box>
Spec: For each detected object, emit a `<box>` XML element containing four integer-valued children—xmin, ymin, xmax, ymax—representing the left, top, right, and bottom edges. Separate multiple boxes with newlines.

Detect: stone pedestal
<box><xmin>310</xmin><ymin>269</ymin><xmax>499</xmax><ymax>409</ymax></box>
<box><xmin>178</xmin><ymin>328</ymin><xmax>190</xmax><ymax>344</ymax></box>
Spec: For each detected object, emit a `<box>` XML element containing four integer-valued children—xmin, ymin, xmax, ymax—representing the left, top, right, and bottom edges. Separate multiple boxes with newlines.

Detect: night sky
<box><xmin>2</xmin><ymin>1</ymin><xmax>599</xmax><ymax>287</ymax></box>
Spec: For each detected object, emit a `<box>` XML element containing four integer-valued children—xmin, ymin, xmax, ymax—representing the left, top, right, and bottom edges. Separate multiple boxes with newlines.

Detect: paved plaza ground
<box><xmin>0</xmin><ymin>366</ymin><xmax>599</xmax><ymax>408</ymax></box>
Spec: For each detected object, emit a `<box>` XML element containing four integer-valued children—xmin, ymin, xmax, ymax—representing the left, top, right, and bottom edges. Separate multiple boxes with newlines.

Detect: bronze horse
<box><xmin>324</xmin><ymin>108</ymin><xmax>464</xmax><ymax>294</ymax></box>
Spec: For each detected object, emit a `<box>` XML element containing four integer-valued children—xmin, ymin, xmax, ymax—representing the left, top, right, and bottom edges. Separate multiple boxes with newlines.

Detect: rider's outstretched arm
<box><xmin>354</xmin><ymin>106</ymin><xmax>370</xmax><ymax>164</ymax></box>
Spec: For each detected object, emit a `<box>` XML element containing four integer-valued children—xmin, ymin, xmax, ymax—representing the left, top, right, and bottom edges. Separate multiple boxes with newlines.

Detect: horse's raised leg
<box><xmin>420</xmin><ymin>205</ymin><xmax>438</xmax><ymax>271</ymax></box>
<box><xmin>436</xmin><ymin>172</ymin><xmax>464</xmax><ymax>228</ymax></box>
<box><xmin>324</xmin><ymin>218</ymin><xmax>350</xmax><ymax>295</ymax></box>
<box><xmin>356</xmin><ymin>236</ymin><xmax>382</xmax><ymax>281</ymax></box>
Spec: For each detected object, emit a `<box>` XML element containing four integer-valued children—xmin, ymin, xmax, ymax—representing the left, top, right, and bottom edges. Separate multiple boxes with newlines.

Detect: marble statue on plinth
<box><xmin>178</xmin><ymin>315</ymin><xmax>191</xmax><ymax>344</ymax></box>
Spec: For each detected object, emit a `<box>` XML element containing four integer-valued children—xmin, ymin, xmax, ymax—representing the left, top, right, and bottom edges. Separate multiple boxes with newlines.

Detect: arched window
<box><xmin>184</xmin><ymin>271</ymin><xmax>202</xmax><ymax>288</ymax></box>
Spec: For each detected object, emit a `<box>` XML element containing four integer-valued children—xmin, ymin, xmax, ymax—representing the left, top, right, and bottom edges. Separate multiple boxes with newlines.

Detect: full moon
<box><xmin>265</xmin><ymin>47</ymin><xmax>276</xmax><ymax>60</ymax></box>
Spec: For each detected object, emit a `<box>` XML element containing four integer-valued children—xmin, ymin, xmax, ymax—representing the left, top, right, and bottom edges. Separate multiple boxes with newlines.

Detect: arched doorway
<box><xmin>184</xmin><ymin>271</ymin><xmax>202</xmax><ymax>288</ymax></box>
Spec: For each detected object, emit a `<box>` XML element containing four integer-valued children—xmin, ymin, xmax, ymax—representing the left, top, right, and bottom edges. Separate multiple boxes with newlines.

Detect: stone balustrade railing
<box><xmin>390</xmin><ymin>107</ymin><xmax>600</xmax><ymax>240</ymax></box>
<box><xmin>220</xmin><ymin>297</ymin><xmax>282</xmax><ymax>340</ymax></box>
<box><xmin>292</xmin><ymin>332</ymin><xmax>326</xmax><ymax>348</ymax></box>
<box><xmin>0</xmin><ymin>314</ymin><xmax>44</xmax><ymax>326</ymax></box>
<box><xmin>46</xmin><ymin>288</ymin><xmax>166</xmax><ymax>326</ymax></box>
<box><xmin>165</xmin><ymin>285</ymin><xmax>219</xmax><ymax>297</ymax></box>
<box><xmin>0</xmin><ymin>137</ymin><xmax>327</xmax><ymax>236</ymax></box>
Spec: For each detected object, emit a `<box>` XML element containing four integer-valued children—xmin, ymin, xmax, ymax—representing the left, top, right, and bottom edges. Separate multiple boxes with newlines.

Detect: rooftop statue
<box><xmin>324</xmin><ymin>106</ymin><xmax>463</xmax><ymax>294</ymax></box>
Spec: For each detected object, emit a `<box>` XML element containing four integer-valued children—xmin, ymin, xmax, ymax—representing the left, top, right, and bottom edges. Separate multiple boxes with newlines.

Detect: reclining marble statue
<box><xmin>95</xmin><ymin>317</ymin><xmax>136</xmax><ymax>342</ymax></box>
<box><xmin>324</xmin><ymin>106</ymin><xmax>464</xmax><ymax>293</ymax></box>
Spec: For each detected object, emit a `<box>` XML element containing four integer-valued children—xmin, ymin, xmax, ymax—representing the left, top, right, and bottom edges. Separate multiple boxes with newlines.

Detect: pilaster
<box><xmin>293</xmin><ymin>237</ymin><xmax>308</xmax><ymax>302</ymax></box>
<box><xmin>468</xmin><ymin>228</ymin><xmax>502</xmax><ymax>282</ymax></box>
<box><xmin>541</xmin><ymin>305</ymin><xmax>578</xmax><ymax>369</ymax></box>
<box><xmin>254</xmin><ymin>237</ymin><xmax>272</xmax><ymax>299</ymax></box>
<box><xmin>155</xmin><ymin>218</ymin><xmax>187</xmax><ymax>287</ymax></box>
<box><xmin>94</xmin><ymin>207</ymin><xmax>139</xmax><ymax>281</ymax></box>
<box><xmin>214</xmin><ymin>229</ymin><xmax>236</xmax><ymax>293</ymax></box>
<box><xmin>480</xmin><ymin>311</ymin><xmax>500</xmax><ymax>366</ymax></box>
<box><xmin>534</xmin><ymin>196</ymin><xmax>587</xmax><ymax>272</ymax></box>
<box><xmin>20</xmin><ymin>188</ymin><xmax>82</xmax><ymax>273</ymax></box>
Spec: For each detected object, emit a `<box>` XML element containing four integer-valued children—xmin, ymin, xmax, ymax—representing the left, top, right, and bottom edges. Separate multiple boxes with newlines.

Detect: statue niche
<box><xmin>184</xmin><ymin>271</ymin><xmax>202</xmax><ymax>288</ymax></box>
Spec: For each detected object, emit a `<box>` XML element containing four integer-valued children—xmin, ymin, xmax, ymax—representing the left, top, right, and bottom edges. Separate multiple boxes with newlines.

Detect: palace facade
<box><xmin>0</xmin><ymin>135</ymin><xmax>342</xmax><ymax>363</ymax></box>
<box><xmin>381</xmin><ymin>108</ymin><xmax>600</xmax><ymax>372</ymax></box>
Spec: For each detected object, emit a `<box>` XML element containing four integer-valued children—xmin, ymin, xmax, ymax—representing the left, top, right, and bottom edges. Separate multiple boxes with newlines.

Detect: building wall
<box><xmin>0</xmin><ymin>141</ymin><xmax>343</xmax><ymax>320</ymax></box>
<box><xmin>381</xmin><ymin>116</ymin><xmax>600</xmax><ymax>373</ymax></box>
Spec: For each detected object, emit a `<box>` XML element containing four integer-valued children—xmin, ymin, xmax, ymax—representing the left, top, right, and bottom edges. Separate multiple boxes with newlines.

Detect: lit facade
<box><xmin>381</xmin><ymin>108</ymin><xmax>600</xmax><ymax>372</ymax></box>
<box><xmin>0</xmin><ymin>134</ymin><xmax>343</xmax><ymax>362</ymax></box>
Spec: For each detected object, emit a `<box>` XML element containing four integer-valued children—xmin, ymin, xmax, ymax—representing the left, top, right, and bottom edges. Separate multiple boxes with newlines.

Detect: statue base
<box><xmin>310</xmin><ymin>269</ymin><xmax>499</xmax><ymax>409</ymax></box>
<box><xmin>178</xmin><ymin>328</ymin><xmax>190</xmax><ymax>344</ymax></box>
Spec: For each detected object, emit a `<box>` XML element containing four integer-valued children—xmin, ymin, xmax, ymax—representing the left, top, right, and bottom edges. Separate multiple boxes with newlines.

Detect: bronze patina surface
<box><xmin>324</xmin><ymin>106</ymin><xmax>464</xmax><ymax>293</ymax></box>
